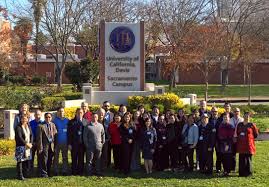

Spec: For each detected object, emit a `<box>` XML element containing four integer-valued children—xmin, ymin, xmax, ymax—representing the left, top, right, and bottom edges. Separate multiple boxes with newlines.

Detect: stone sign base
<box><xmin>83</xmin><ymin>84</ymin><xmax>165</xmax><ymax>105</ymax></box>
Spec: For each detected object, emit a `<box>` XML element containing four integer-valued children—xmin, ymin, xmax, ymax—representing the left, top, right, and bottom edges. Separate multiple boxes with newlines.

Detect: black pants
<box><xmin>107</xmin><ymin>142</ymin><xmax>112</xmax><ymax>167</ymax></box>
<box><xmin>198</xmin><ymin>148</ymin><xmax>213</xmax><ymax>174</ymax></box>
<box><xmin>167</xmin><ymin>142</ymin><xmax>178</xmax><ymax>169</ymax></box>
<box><xmin>112</xmin><ymin>144</ymin><xmax>121</xmax><ymax>170</ymax></box>
<box><xmin>222</xmin><ymin>153</ymin><xmax>233</xmax><ymax>173</ymax></box>
<box><xmin>156</xmin><ymin>146</ymin><xmax>169</xmax><ymax>171</ymax></box>
<box><xmin>182</xmin><ymin>146</ymin><xmax>194</xmax><ymax>171</ymax></box>
<box><xmin>85</xmin><ymin>147</ymin><xmax>102</xmax><ymax>176</ymax></box>
<box><xmin>121</xmin><ymin>142</ymin><xmax>133</xmax><ymax>174</ymax></box>
<box><xmin>71</xmin><ymin>143</ymin><xmax>85</xmax><ymax>175</ymax></box>
<box><xmin>216</xmin><ymin>151</ymin><xmax>222</xmax><ymax>171</ymax></box>
<box><xmin>231</xmin><ymin>144</ymin><xmax>236</xmax><ymax>171</ymax></box>
<box><xmin>178</xmin><ymin>148</ymin><xmax>183</xmax><ymax>168</ymax></box>
<box><xmin>30</xmin><ymin>144</ymin><xmax>37</xmax><ymax>171</ymax></box>
<box><xmin>239</xmin><ymin>154</ymin><xmax>253</xmax><ymax>176</ymax></box>
<box><xmin>38</xmin><ymin>144</ymin><xmax>54</xmax><ymax>177</ymax></box>
<box><xmin>17</xmin><ymin>160</ymin><xmax>30</xmax><ymax>178</ymax></box>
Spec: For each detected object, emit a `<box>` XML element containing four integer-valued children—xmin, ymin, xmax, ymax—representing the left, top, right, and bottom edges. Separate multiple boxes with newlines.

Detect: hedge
<box><xmin>41</xmin><ymin>96</ymin><xmax>66</xmax><ymax>111</ymax></box>
<box><xmin>53</xmin><ymin>92</ymin><xmax>82</xmax><ymax>100</ymax></box>
<box><xmin>0</xmin><ymin>139</ymin><xmax>15</xmax><ymax>156</ymax></box>
<box><xmin>64</xmin><ymin>105</ymin><xmax>120</xmax><ymax>119</ymax></box>
<box><xmin>128</xmin><ymin>93</ymin><xmax>184</xmax><ymax>112</ymax></box>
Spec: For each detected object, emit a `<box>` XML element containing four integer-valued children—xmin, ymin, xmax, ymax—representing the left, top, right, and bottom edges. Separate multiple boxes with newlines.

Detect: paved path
<box><xmin>197</xmin><ymin>96</ymin><xmax>269</xmax><ymax>105</ymax></box>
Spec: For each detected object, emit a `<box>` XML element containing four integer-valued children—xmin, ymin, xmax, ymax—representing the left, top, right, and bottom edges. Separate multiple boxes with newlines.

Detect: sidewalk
<box><xmin>197</xmin><ymin>96</ymin><xmax>269</xmax><ymax>105</ymax></box>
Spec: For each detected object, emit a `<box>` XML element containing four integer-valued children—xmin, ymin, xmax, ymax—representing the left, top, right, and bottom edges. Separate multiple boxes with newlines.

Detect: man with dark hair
<box><xmin>37</xmin><ymin>113</ymin><xmax>57</xmax><ymax>177</ymax></box>
<box><xmin>68</xmin><ymin>108</ymin><xmax>87</xmax><ymax>176</ymax></box>
<box><xmin>102</xmin><ymin>101</ymin><xmax>114</xmax><ymax>169</ymax></box>
<box><xmin>151</xmin><ymin>106</ymin><xmax>160</xmax><ymax>128</ymax></box>
<box><xmin>29</xmin><ymin>109</ymin><xmax>43</xmax><ymax>172</ymax></box>
<box><xmin>53</xmin><ymin>107</ymin><xmax>69</xmax><ymax>175</ymax></box>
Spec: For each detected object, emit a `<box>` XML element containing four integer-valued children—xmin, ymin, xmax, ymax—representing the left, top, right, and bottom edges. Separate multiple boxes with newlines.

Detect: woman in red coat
<box><xmin>108</xmin><ymin>113</ymin><xmax>122</xmax><ymax>170</ymax></box>
<box><xmin>236</xmin><ymin>112</ymin><xmax>258</xmax><ymax>177</ymax></box>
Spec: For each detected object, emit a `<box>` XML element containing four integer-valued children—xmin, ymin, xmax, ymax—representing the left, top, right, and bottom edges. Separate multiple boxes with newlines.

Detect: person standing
<box><xmin>155</xmin><ymin>115</ymin><xmax>168</xmax><ymax>171</ymax></box>
<box><xmin>218</xmin><ymin>113</ymin><xmax>235</xmax><ymax>176</ymax></box>
<box><xmin>67</xmin><ymin>108</ymin><xmax>87</xmax><ymax>176</ymax></box>
<box><xmin>209</xmin><ymin>107</ymin><xmax>222</xmax><ymax>173</ymax></box>
<box><xmin>53</xmin><ymin>107</ymin><xmax>69</xmax><ymax>175</ymax></box>
<box><xmin>81</xmin><ymin>102</ymin><xmax>92</xmax><ymax>123</ymax></box>
<box><xmin>131</xmin><ymin>110</ymin><xmax>142</xmax><ymax>171</ymax></box>
<box><xmin>142</xmin><ymin>118</ymin><xmax>157</xmax><ymax>174</ymax></box>
<box><xmin>230</xmin><ymin>108</ymin><xmax>244</xmax><ymax>171</ymax></box>
<box><xmin>120</xmin><ymin>112</ymin><xmax>136</xmax><ymax>174</ymax></box>
<box><xmin>15</xmin><ymin>115</ymin><xmax>33</xmax><ymax>180</ymax></box>
<box><xmin>166</xmin><ymin>113</ymin><xmax>178</xmax><ymax>171</ymax></box>
<box><xmin>36</xmin><ymin>113</ymin><xmax>57</xmax><ymax>177</ymax></box>
<box><xmin>197</xmin><ymin>114</ymin><xmax>216</xmax><ymax>175</ymax></box>
<box><xmin>236</xmin><ymin>112</ymin><xmax>259</xmax><ymax>177</ymax></box>
<box><xmin>199</xmin><ymin>100</ymin><xmax>209</xmax><ymax>116</ymax></box>
<box><xmin>29</xmin><ymin>109</ymin><xmax>43</xmax><ymax>172</ymax></box>
<box><xmin>14</xmin><ymin>103</ymin><xmax>31</xmax><ymax>129</ymax></box>
<box><xmin>176</xmin><ymin>108</ymin><xmax>186</xmax><ymax>169</ymax></box>
<box><xmin>83</xmin><ymin>113</ymin><xmax>105</xmax><ymax>176</ymax></box>
<box><xmin>151</xmin><ymin>106</ymin><xmax>160</xmax><ymax>128</ymax></box>
<box><xmin>181</xmin><ymin>114</ymin><xmax>199</xmax><ymax>172</ymax></box>
<box><xmin>108</xmin><ymin>113</ymin><xmax>122</xmax><ymax>170</ymax></box>
<box><xmin>102</xmin><ymin>101</ymin><xmax>114</xmax><ymax>169</ymax></box>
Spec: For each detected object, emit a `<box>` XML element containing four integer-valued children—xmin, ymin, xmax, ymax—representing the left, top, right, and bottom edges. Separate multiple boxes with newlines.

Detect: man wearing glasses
<box><xmin>36</xmin><ymin>113</ymin><xmax>57</xmax><ymax>177</ymax></box>
<box><xmin>230</xmin><ymin>108</ymin><xmax>244</xmax><ymax>172</ymax></box>
<box><xmin>209</xmin><ymin>107</ymin><xmax>222</xmax><ymax>173</ymax></box>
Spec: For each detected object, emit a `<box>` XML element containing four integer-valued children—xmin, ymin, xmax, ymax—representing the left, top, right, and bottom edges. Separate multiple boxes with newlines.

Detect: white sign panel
<box><xmin>105</xmin><ymin>22</ymin><xmax>141</xmax><ymax>91</ymax></box>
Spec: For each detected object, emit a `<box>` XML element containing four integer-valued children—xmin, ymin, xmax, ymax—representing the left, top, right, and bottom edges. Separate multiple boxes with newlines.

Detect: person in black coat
<box><xmin>67</xmin><ymin>108</ymin><xmax>87</xmax><ymax>175</ymax></box>
<box><xmin>119</xmin><ymin>112</ymin><xmax>136</xmax><ymax>174</ymax></box>
<box><xmin>15</xmin><ymin>114</ymin><xmax>33</xmax><ymax>180</ymax></box>
<box><xmin>197</xmin><ymin>114</ymin><xmax>216</xmax><ymax>174</ymax></box>
<box><xmin>209</xmin><ymin>107</ymin><xmax>222</xmax><ymax>173</ymax></box>
<box><xmin>155</xmin><ymin>115</ymin><xmax>169</xmax><ymax>171</ymax></box>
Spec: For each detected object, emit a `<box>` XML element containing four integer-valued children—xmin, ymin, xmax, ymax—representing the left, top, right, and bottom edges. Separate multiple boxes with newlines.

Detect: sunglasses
<box><xmin>45</xmin><ymin>116</ymin><xmax>52</xmax><ymax>118</ymax></box>
<box><xmin>104</xmin><ymin>105</ymin><xmax>110</xmax><ymax>108</ymax></box>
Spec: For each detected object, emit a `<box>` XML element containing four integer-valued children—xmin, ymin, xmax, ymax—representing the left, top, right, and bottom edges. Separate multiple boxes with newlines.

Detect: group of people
<box><xmin>13</xmin><ymin>100</ymin><xmax>259</xmax><ymax>180</ymax></box>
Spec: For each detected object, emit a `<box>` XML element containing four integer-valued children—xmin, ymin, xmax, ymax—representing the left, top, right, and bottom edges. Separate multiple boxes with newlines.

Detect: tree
<box><xmin>212</xmin><ymin>0</ymin><xmax>268</xmax><ymax>88</ymax></box>
<box><xmin>154</xmin><ymin>0</ymin><xmax>213</xmax><ymax>88</ymax></box>
<box><xmin>14</xmin><ymin>17</ymin><xmax>33</xmax><ymax>64</ymax></box>
<box><xmin>29</xmin><ymin>0</ymin><xmax>45</xmax><ymax>72</ymax></box>
<box><xmin>65</xmin><ymin>56</ymin><xmax>99</xmax><ymax>91</ymax></box>
<box><xmin>36</xmin><ymin>0</ymin><xmax>87</xmax><ymax>90</ymax></box>
<box><xmin>193</xmin><ymin>22</ymin><xmax>225</xmax><ymax>101</ymax></box>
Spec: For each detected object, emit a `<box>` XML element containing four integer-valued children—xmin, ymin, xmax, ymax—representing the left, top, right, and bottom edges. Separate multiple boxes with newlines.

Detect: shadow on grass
<box><xmin>0</xmin><ymin>167</ymin><xmax>239</xmax><ymax>181</ymax></box>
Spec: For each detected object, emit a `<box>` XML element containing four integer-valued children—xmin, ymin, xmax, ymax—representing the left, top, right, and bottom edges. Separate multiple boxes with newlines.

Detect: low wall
<box><xmin>62</xmin><ymin>99</ymin><xmax>85</xmax><ymax>108</ymax></box>
<box><xmin>4</xmin><ymin>110</ymin><xmax>56</xmax><ymax>140</ymax></box>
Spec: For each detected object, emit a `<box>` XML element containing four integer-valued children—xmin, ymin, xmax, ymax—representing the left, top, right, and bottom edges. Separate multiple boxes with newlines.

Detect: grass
<box><xmin>253</xmin><ymin>116</ymin><xmax>269</xmax><ymax>132</ymax></box>
<box><xmin>0</xmin><ymin>141</ymin><xmax>269</xmax><ymax>187</ymax></box>
<box><xmin>166</xmin><ymin>84</ymin><xmax>269</xmax><ymax>98</ymax></box>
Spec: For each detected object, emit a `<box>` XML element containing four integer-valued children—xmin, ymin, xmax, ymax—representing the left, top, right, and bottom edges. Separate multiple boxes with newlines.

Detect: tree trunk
<box><xmin>248</xmin><ymin>65</ymin><xmax>251</xmax><ymax>106</ymax></box>
<box><xmin>35</xmin><ymin>25</ymin><xmax>39</xmax><ymax>74</ymax></box>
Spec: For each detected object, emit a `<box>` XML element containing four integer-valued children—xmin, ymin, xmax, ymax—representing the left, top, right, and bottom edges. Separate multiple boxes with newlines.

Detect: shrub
<box><xmin>53</xmin><ymin>92</ymin><xmax>82</xmax><ymax>100</ymax></box>
<box><xmin>31</xmin><ymin>75</ymin><xmax>47</xmax><ymax>85</ymax></box>
<box><xmin>41</xmin><ymin>96</ymin><xmax>65</xmax><ymax>111</ymax></box>
<box><xmin>128</xmin><ymin>93</ymin><xmax>184</xmax><ymax>112</ymax></box>
<box><xmin>0</xmin><ymin>139</ymin><xmax>15</xmax><ymax>156</ymax></box>
<box><xmin>7</xmin><ymin>75</ymin><xmax>26</xmax><ymax>85</ymax></box>
<box><xmin>64</xmin><ymin>105</ymin><xmax>120</xmax><ymax>119</ymax></box>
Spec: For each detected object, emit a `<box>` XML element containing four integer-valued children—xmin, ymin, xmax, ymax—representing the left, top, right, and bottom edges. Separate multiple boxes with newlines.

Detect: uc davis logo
<box><xmin>109</xmin><ymin>26</ymin><xmax>135</xmax><ymax>53</ymax></box>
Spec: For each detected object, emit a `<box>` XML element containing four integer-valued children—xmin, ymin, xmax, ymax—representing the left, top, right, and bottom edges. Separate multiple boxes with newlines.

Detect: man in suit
<box><xmin>36</xmin><ymin>112</ymin><xmax>57</xmax><ymax>177</ymax></box>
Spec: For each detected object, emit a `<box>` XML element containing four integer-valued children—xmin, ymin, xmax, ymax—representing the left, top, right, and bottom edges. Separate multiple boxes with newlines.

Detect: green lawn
<box><xmin>166</xmin><ymin>85</ymin><xmax>269</xmax><ymax>98</ymax></box>
<box><xmin>0</xmin><ymin>141</ymin><xmax>269</xmax><ymax>187</ymax></box>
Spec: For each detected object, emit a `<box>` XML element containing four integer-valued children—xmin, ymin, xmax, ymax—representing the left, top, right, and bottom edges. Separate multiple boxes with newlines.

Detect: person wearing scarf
<box><xmin>15</xmin><ymin>114</ymin><xmax>33</xmax><ymax>180</ymax></box>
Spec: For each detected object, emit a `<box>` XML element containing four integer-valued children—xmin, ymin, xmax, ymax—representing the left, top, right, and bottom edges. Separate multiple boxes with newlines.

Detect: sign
<box><xmin>99</xmin><ymin>22</ymin><xmax>145</xmax><ymax>91</ymax></box>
